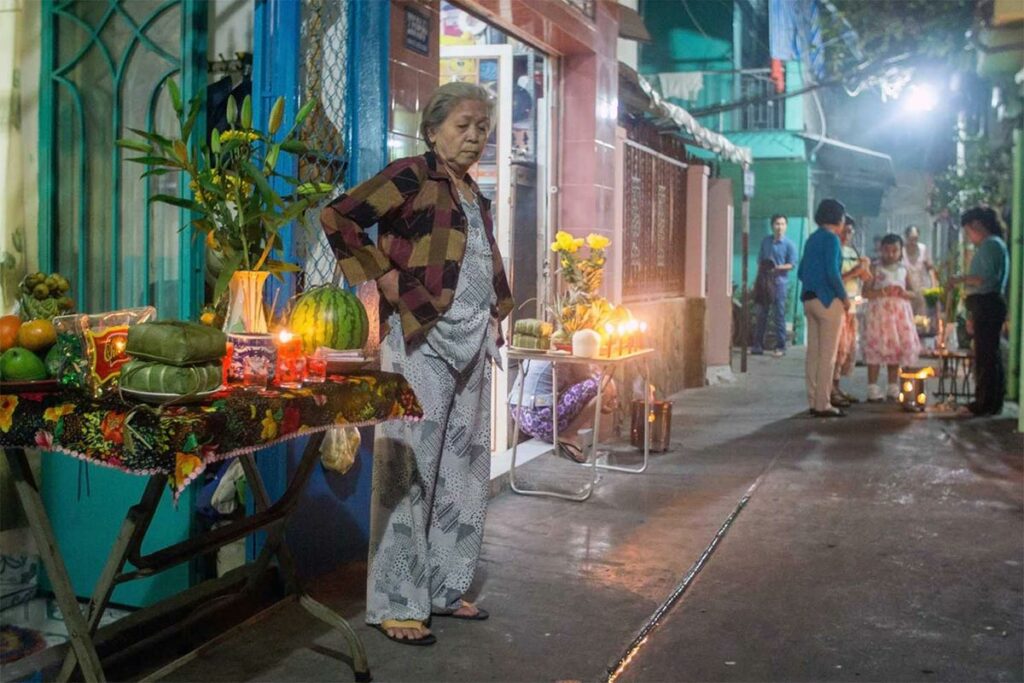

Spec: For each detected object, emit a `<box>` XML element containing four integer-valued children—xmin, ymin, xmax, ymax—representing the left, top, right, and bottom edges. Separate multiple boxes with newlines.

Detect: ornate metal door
<box><xmin>38</xmin><ymin>0</ymin><xmax>206</xmax><ymax>319</ymax></box>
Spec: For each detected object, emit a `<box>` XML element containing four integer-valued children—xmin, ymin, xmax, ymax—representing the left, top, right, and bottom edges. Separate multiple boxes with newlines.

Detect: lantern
<box><xmin>898</xmin><ymin>366</ymin><xmax>935</xmax><ymax>412</ymax></box>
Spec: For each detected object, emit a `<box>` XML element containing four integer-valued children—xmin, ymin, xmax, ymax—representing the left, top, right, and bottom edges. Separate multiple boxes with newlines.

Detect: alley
<box><xmin>153</xmin><ymin>352</ymin><xmax>1024</xmax><ymax>683</ymax></box>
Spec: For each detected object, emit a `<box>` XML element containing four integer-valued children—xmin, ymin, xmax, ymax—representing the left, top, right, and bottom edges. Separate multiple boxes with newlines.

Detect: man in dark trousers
<box><xmin>752</xmin><ymin>214</ymin><xmax>799</xmax><ymax>357</ymax></box>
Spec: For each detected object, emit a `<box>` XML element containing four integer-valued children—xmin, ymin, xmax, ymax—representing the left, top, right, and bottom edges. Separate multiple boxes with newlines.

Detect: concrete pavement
<box><xmin>154</xmin><ymin>349</ymin><xmax>1023</xmax><ymax>683</ymax></box>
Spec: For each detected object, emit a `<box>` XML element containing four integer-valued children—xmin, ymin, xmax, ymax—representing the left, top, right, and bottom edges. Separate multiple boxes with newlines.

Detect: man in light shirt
<box><xmin>752</xmin><ymin>214</ymin><xmax>798</xmax><ymax>357</ymax></box>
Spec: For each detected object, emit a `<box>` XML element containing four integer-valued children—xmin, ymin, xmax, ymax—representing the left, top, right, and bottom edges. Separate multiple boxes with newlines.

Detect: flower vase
<box><xmin>224</xmin><ymin>270</ymin><xmax>269</xmax><ymax>334</ymax></box>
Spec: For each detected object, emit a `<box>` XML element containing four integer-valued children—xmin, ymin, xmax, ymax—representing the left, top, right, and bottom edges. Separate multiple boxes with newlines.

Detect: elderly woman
<box><xmin>797</xmin><ymin>198</ymin><xmax>851</xmax><ymax>417</ymax></box>
<box><xmin>950</xmin><ymin>207</ymin><xmax>1010</xmax><ymax>417</ymax></box>
<box><xmin>321</xmin><ymin>82</ymin><xmax>514</xmax><ymax>645</ymax></box>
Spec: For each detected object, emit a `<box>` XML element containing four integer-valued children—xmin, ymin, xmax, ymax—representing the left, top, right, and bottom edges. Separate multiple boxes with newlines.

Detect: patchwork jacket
<box><xmin>320</xmin><ymin>152</ymin><xmax>514</xmax><ymax>344</ymax></box>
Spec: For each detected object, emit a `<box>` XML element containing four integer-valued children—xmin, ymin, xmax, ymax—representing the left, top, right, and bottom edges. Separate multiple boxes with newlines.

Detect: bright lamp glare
<box><xmin>903</xmin><ymin>84</ymin><xmax>939</xmax><ymax>113</ymax></box>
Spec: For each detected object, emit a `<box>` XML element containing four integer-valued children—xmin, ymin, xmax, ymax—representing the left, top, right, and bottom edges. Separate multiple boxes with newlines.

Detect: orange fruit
<box><xmin>0</xmin><ymin>315</ymin><xmax>20</xmax><ymax>352</ymax></box>
<box><xmin>17</xmin><ymin>319</ymin><xmax>57</xmax><ymax>353</ymax></box>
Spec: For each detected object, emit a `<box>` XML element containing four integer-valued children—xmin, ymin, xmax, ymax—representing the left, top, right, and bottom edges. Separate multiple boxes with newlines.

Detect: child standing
<box><xmin>863</xmin><ymin>233</ymin><xmax>921</xmax><ymax>401</ymax></box>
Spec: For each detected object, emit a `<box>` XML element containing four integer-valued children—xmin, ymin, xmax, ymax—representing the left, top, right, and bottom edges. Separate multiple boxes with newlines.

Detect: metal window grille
<box><xmin>296</xmin><ymin>0</ymin><xmax>348</xmax><ymax>290</ymax></box>
<box><xmin>621</xmin><ymin>140</ymin><xmax>688</xmax><ymax>300</ymax></box>
<box><xmin>740</xmin><ymin>74</ymin><xmax>785</xmax><ymax>130</ymax></box>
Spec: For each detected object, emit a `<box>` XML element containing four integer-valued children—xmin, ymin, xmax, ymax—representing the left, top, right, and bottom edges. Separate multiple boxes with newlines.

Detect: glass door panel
<box><xmin>440</xmin><ymin>44</ymin><xmax>512</xmax><ymax>452</ymax></box>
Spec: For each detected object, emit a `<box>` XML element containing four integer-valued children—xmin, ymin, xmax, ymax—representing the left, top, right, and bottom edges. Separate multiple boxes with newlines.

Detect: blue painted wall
<box><xmin>254</xmin><ymin>0</ymin><xmax>390</xmax><ymax>577</ymax></box>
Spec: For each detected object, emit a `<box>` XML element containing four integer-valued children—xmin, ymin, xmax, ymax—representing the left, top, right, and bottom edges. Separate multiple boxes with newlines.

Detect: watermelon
<box><xmin>289</xmin><ymin>285</ymin><xmax>369</xmax><ymax>354</ymax></box>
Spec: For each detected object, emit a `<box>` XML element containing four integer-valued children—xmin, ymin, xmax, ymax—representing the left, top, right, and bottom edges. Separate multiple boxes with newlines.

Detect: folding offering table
<box><xmin>0</xmin><ymin>374</ymin><xmax>422</xmax><ymax>682</ymax></box>
<box><xmin>506</xmin><ymin>348</ymin><xmax>654</xmax><ymax>502</ymax></box>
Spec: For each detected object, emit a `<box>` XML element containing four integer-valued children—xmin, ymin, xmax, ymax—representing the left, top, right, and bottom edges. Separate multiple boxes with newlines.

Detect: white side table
<box><xmin>506</xmin><ymin>348</ymin><xmax>654</xmax><ymax>501</ymax></box>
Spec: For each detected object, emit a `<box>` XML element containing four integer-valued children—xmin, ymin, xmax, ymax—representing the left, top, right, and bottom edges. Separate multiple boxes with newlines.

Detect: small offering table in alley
<box><xmin>506</xmin><ymin>348</ymin><xmax>654</xmax><ymax>502</ymax></box>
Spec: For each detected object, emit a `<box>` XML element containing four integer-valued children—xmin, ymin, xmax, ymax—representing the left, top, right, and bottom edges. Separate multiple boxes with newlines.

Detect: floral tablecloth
<box><xmin>0</xmin><ymin>373</ymin><xmax>421</xmax><ymax>498</ymax></box>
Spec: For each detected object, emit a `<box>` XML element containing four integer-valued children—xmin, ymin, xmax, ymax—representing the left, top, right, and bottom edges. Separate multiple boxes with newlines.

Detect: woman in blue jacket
<box><xmin>798</xmin><ymin>198</ymin><xmax>851</xmax><ymax>417</ymax></box>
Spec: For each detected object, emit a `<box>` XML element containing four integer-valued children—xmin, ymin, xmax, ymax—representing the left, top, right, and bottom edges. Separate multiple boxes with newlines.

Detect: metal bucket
<box><xmin>630</xmin><ymin>399</ymin><xmax>672</xmax><ymax>452</ymax></box>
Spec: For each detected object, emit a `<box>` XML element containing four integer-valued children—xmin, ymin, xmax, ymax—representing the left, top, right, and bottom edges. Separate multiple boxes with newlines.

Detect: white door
<box><xmin>440</xmin><ymin>44</ymin><xmax>513</xmax><ymax>453</ymax></box>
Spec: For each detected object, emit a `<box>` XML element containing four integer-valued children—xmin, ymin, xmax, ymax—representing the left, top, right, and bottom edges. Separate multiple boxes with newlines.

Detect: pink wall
<box><xmin>706</xmin><ymin>177</ymin><xmax>734</xmax><ymax>366</ymax></box>
<box><xmin>458</xmin><ymin>0</ymin><xmax>621</xmax><ymax>245</ymax></box>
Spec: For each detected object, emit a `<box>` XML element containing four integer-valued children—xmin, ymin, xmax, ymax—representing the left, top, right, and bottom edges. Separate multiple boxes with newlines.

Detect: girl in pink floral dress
<box><xmin>864</xmin><ymin>234</ymin><xmax>921</xmax><ymax>401</ymax></box>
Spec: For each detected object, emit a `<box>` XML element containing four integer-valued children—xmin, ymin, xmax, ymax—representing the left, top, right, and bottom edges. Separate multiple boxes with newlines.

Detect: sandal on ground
<box><xmin>556</xmin><ymin>441</ymin><xmax>587</xmax><ymax>464</ymax></box>
<box><xmin>370</xmin><ymin>619</ymin><xmax>436</xmax><ymax>646</ymax></box>
<box><xmin>810</xmin><ymin>408</ymin><xmax>846</xmax><ymax>418</ymax></box>
<box><xmin>431</xmin><ymin>600</ymin><xmax>490</xmax><ymax>621</ymax></box>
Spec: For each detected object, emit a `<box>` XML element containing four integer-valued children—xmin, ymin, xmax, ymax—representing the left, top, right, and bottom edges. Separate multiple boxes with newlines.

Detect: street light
<box><xmin>902</xmin><ymin>83</ymin><xmax>939</xmax><ymax>114</ymax></box>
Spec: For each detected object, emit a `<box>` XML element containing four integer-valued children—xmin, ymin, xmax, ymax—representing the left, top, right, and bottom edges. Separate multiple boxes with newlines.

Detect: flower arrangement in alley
<box><xmin>118</xmin><ymin>81</ymin><xmax>333</xmax><ymax>298</ymax></box>
<box><xmin>921</xmin><ymin>286</ymin><xmax>943</xmax><ymax>308</ymax></box>
<box><xmin>549</xmin><ymin>231</ymin><xmax>615</xmax><ymax>335</ymax></box>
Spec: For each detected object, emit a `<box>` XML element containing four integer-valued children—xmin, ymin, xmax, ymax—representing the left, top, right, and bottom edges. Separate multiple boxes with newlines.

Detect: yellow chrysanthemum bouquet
<box><xmin>550</xmin><ymin>231</ymin><xmax>615</xmax><ymax>335</ymax></box>
<box><xmin>118</xmin><ymin>81</ymin><xmax>332</xmax><ymax>298</ymax></box>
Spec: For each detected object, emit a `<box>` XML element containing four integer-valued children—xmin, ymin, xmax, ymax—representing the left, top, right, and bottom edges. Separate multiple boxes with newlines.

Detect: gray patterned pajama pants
<box><xmin>366</xmin><ymin>325</ymin><xmax>492</xmax><ymax>625</ymax></box>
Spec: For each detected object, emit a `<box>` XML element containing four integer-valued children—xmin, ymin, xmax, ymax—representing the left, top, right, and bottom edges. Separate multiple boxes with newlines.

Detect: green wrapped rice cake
<box><xmin>119</xmin><ymin>359</ymin><xmax>222</xmax><ymax>395</ymax></box>
<box><xmin>127</xmin><ymin>321</ymin><xmax>226</xmax><ymax>366</ymax></box>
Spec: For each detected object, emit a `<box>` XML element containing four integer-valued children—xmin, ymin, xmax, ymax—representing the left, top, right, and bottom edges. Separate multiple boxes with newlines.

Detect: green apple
<box><xmin>0</xmin><ymin>347</ymin><xmax>48</xmax><ymax>381</ymax></box>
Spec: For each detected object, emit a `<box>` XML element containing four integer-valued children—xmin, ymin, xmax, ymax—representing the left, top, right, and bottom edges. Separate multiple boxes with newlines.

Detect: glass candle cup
<box><xmin>305</xmin><ymin>356</ymin><xmax>328</xmax><ymax>383</ymax></box>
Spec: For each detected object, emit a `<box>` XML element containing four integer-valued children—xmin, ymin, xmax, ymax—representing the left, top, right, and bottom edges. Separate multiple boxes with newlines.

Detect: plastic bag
<box><xmin>320</xmin><ymin>426</ymin><xmax>361</xmax><ymax>475</ymax></box>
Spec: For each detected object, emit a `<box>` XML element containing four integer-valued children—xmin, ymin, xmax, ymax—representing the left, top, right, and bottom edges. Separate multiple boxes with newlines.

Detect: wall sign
<box><xmin>405</xmin><ymin>7</ymin><xmax>430</xmax><ymax>56</ymax></box>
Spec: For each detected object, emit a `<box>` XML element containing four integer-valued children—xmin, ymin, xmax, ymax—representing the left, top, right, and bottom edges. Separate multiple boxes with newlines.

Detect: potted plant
<box><xmin>118</xmin><ymin>81</ymin><xmax>332</xmax><ymax>332</ymax></box>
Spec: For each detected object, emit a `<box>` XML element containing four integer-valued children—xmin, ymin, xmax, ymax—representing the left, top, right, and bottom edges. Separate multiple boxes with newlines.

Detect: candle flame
<box><xmin>278</xmin><ymin>329</ymin><xmax>293</xmax><ymax>344</ymax></box>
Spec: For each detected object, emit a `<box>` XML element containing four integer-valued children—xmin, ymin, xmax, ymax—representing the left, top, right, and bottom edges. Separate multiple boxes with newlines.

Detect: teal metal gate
<box><xmin>38</xmin><ymin>0</ymin><xmax>207</xmax><ymax>319</ymax></box>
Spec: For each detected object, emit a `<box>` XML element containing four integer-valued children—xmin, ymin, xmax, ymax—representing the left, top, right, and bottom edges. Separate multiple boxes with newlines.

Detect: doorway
<box><xmin>439</xmin><ymin>2</ymin><xmax>557</xmax><ymax>453</ymax></box>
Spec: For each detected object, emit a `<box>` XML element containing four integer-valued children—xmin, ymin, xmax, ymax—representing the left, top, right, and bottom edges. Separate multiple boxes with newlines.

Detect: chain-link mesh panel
<box><xmin>297</xmin><ymin>0</ymin><xmax>348</xmax><ymax>290</ymax></box>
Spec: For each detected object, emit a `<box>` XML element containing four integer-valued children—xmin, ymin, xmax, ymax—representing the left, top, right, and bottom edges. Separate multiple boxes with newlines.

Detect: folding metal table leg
<box><xmin>3</xmin><ymin>447</ymin><xmax>106</xmax><ymax>683</ymax></box>
<box><xmin>510</xmin><ymin>359</ymin><xmax>598</xmax><ymax>501</ymax></box>
<box><xmin>596</xmin><ymin>356</ymin><xmax>651</xmax><ymax>474</ymax></box>
<box><xmin>239</xmin><ymin>435</ymin><xmax>371</xmax><ymax>682</ymax></box>
<box><xmin>55</xmin><ymin>474</ymin><xmax>167</xmax><ymax>682</ymax></box>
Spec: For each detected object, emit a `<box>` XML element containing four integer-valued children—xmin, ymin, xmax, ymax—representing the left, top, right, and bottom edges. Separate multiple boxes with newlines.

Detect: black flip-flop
<box><xmin>431</xmin><ymin>606</ymin><xmax>490</xmax><ymax>621</ymax></box>
<box><xmin>370</xmin><ymin>622</ymin><xmax>437</xmax><ymax>646</ymax></box>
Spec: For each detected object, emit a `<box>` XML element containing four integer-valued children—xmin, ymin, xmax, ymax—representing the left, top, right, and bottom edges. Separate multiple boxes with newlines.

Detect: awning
<box><xmin>801</xmin><ymin>134</ymin><xmax>895</xmax><ymax>216</ymax></box>
<box><xmin>618</xmin><ymin>4</ymin><xmax>652</xmax><ymax>42</ymax></box>
<box><xmin>801</xmin><ymin>134</ymin><xmax>895</xmax><ymax>188</ymax></box>
<box><xmin>619</xmin><ymin>63</ymin><xmax>753</xmax><ymax>166</ymax></box>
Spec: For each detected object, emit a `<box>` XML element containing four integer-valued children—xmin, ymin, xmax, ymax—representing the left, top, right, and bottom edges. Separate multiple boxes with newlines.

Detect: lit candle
<box><xmin>604</xmin><ymin>323</ymin><xmax>614</xmax><ymax>357</ymax></box>
<box><xmin>638</xmin><ymin>321</ymin><xmax>648</xmax><ymax>350</ymax></box>
<box><xmin>276</xmin><ymin>329</ymin><xmax>302</xmax><ymax>359</ymax></box>
<box><xmin>628</xmin><ymin>320</ymin><xmax>639</xmax><ymax>352</ymax></box>
<box><xmin>616</xmin><ymin>323</ymin><xmax>626</xmax><ymax>356</ymax></box>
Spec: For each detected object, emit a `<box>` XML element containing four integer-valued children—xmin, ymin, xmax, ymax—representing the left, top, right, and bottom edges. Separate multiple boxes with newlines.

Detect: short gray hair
<box><xmin>420</xmin><ymin>82</ymin><xmax>495</xmax><ymax>149</ymax></box>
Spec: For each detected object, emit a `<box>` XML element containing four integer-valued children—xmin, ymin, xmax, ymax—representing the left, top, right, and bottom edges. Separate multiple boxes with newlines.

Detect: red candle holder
<box><xmin>305</xmin><ymin>356</ymin><xmax>328</xmax><ymax>383</ymax></box>
<box><xmin>275</xmin><ymin>354</ymin><xmax>306</xmax><ymax>388</ymax></box>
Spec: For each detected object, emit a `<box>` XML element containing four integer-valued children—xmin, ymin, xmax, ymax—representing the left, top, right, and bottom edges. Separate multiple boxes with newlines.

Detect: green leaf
<box><xmin>279</xmin><ymin>139</ymin><xmax>309</xmax><ymax>154</ymax></box>
<box><xmin>296</xmin><ymin>181</ymin><xmax>334</xmax><ymax>196</ymax></box>
<box><xmin>294</xmin><ymin>99</ymin><xmax>316</xmax><ymax>128</ymax></box>
<box><xmin>226</xmin><ymin>95</ymin><xmax>237</xmax><ymax>127</ymax></box>
<box><xmin>116</xmin><ymin>138</ymin><xmax>152</xmax><ymax>153</ymax></box>
<box><xmin>181</xmin><ymin>95</ymin><xmax>203</xmax><ymax>142</ymax></box>
<box><xmin>151</xmin><ymin>193</ymin><xmax>203</xmax><ymax>212</ymax></box>
<box><xmin>265</xmin><ymin>144</ymin><xmax>280</xmax><ymax>172</ymax></box>
<box><xmin>167</xmin><ymin>79</ymin><xmax>183</xmax><ymax>117</ymax></box>
<box><xmin>263</xmin><ymin>258</ymin><xmax>302</xmax><ymax>273</ymax></box>
<box><xmin>172</xmin><ymin>140</ymin><xmax>189</xmax><ymax>165</ymax></box>
<box><xmin>241</xmin><ymin>95</ymin><xmax>252</xmax><ymax>130</ymax></box>
<box><xmin>126</xmin><ymin>155</ymin><xmax>181</xmax><ymax>167</ymax></box>
<box><xmin>213</xmin><ymin>251</ymin><xmax>244</xmax><ymax>301</ymax></box>
<box><xmin>268</xmin><ymin>97</ymin><xmax>285</xmax><ymax>135</ymax></box>
<box><xmin>141</xmin><ymin>168</ymin><xmax>174</xmax><ymax>178</ymax></box>
<box><xmin>211</xmin><ymin>128</ymin><xmax>221</xmax><ymax>154</ymax></box>
<box><xmin>128</xmin><ymin>128</ymin><xmax>173</xmax><ymax>149</ymax></box>
<box><xmin>240</xmin><ymin>159</ymin><xmax>283</xmax><ymax>207</ymax></box>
